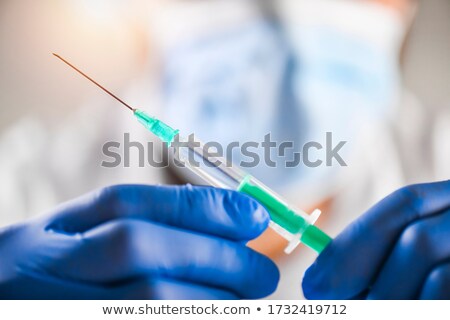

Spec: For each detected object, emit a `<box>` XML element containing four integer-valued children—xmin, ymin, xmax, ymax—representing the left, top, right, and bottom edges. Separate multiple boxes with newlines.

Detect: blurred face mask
<box><xmin>157</xmin><ymin>0</ymin><xmax>407</xmax><ymax>200</ymax></box>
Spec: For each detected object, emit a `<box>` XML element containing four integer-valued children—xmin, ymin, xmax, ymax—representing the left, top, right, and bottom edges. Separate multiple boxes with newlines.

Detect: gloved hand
<box><xmin>303</xmin><ymin>180</ymin><xmax>450</xmax><ymax>299</ymax></box>
<box><xmin>0</xmin><ymin>185</ymin><xmax>279</xmax><ymax>299</ymax></box>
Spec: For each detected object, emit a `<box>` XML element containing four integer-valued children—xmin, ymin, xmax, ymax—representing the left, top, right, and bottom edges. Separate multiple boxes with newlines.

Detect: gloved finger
<box><xmin>45</xmin><ymin>184</ymin><xmax>269</xmax><ymax>241</ymax></box>
<box><xmin>0</xmin><ymin>271</ymin><xmax>117</xmax><ymax>300</ymax></box>
<box><xmin>116</xmin><ymin>278</ymin><xmax>239</xmax><ymax>300</ymax></box>
<box><xmin>2</xmin><ymin>271</ymin><xmax>238</xmax><ymax>300</ymax></box>
<box><xmin>303</xmin><ymin>180</ymin><xmax>450</xmax><ymax>299</ymax></box>
<box><xmin>39</xmin><ymin>219</ymin><xmax>279</xmax><ymax>299</ymax></box>
<box><xmin>368</xmin><ymin>210</ymin><xmax>450</xmax><ymax>299</ymax></box>
<box><xmin>419</xmin><ymin>262</ymin><xmax>450</xmax><ymax>300</ymax></box>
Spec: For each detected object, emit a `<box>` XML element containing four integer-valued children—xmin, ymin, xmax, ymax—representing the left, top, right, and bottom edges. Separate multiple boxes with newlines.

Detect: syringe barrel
<box><xmin>171</xmin><ymin>135</ymin><xmax>245</xmax><ymax>190</ymax></box>
<box><xmin>172</xmin><ymin>135</ymin><xmax>331</xmax><ymax>254</ymax></box>
<box><xmin>133</xmin><ymin>109</ymin><xmax>331</xmax><ymax>253</ymax></box>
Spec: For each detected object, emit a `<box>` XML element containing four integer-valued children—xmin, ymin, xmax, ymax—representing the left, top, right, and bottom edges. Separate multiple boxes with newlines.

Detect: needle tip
<box><xmin>53</xmin><ymin>53</ymin><xmax>136</xmax><ymax>112</ymax></box>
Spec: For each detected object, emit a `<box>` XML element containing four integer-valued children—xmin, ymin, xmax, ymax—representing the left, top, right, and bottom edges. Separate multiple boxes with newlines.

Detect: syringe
<box><xmin>54</xmin><ymin>53</ymin><xmax>332</xmax><ymax>254</ymax></box>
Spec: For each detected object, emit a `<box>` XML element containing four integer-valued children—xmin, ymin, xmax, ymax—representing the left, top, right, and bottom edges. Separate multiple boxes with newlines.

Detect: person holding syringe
<box><xmin>1</xmin><ymin>0</ymin><xmax>450</xmax><ymax>300</ymax></box>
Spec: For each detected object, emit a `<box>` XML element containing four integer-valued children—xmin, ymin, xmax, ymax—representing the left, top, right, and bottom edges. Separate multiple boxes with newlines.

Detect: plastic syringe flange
<box><xmin>283</xmin><ymin>209</ymin><xmax>322</xmax><ymax>254</ymax></box>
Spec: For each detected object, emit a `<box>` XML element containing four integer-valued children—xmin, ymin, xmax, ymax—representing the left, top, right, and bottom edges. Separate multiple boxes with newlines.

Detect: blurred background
<box><xmin>1</xmin><ymin>0</ymin><xmax>449</xmax><ymax>127</ymax></box>
<box><xmin>0</xmin><ymin>0</ymin><xmax>449</xmax><ymax>298</ymax></box>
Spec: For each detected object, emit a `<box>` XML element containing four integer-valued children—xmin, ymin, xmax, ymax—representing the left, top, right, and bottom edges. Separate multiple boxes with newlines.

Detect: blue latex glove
<box><xmin>303</xmin><ymin>180</ymin><xmax>450</xmax><ymax>299</ymax></box>
<box><xmin>0</xmin><ymin>185</ymin><xmax>279</xmax><ymax>299</ymax></box>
